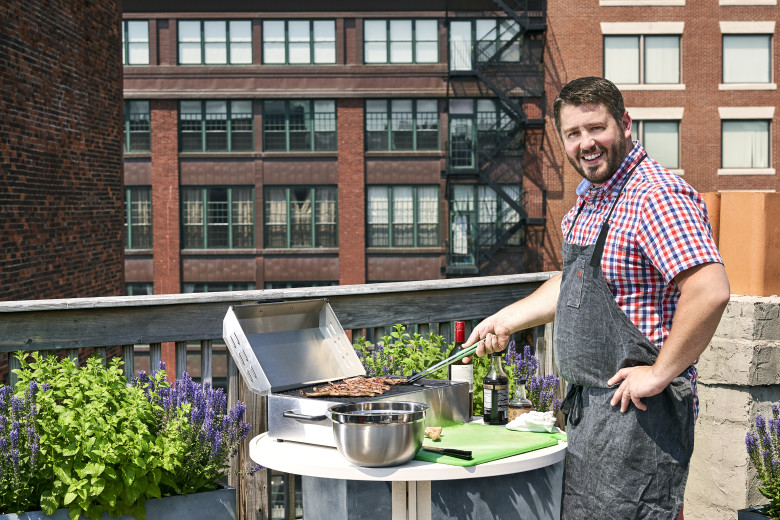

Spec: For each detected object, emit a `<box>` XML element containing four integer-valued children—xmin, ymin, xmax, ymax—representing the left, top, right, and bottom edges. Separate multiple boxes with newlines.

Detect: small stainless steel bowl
<box><xmin>328</xmin><ymin>401</ymin><xmax>428</xmax><ymax>467</ymax></box>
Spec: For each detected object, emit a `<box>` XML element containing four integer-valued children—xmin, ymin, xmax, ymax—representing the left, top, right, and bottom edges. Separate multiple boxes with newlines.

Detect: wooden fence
<box><xmin>0</xmin><ymin>272</ymin><xmax>559</xmax><ymax>520</ymax></box>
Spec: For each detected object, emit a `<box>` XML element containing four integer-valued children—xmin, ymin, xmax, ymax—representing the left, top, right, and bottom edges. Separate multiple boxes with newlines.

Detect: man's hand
<box><xmin>607</xmin><ymin>365</ymin><xmax>667</xmax><ymax>413</ymax></box>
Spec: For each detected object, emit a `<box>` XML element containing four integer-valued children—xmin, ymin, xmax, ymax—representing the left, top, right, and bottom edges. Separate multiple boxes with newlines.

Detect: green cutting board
<box><xmin>414</xmin><ymin>423</ymin><xmax>566</xmax><ymax>467</ymax></box>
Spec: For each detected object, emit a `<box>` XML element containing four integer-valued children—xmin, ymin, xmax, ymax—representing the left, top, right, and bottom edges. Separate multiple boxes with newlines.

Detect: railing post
<box><xmin>9</xmin><ymin>353</ymin><xmax>20</xmax><ymax>388</ymax></box>
<box><xmin>149</xmin><ymin>343</ymin><xmax>162</xmax><ymax>372</ymax></box>
<box><xmin>123</xmin><ymin>345</ymin><xmax>135</xmax><ymax>380</ymax></box>
<box><xmin>175</xmin><ymin>341</ymin><xmax>188</xmax><ymax>379</ymax></box>
<box><xmin>201</xmin><ymin>339</ymin><xmax>212</xmax><ymax>386</ymax></box>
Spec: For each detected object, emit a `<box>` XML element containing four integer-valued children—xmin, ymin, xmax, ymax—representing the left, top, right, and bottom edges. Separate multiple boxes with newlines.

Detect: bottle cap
<box><xmin>455</xmin><ymin>321</ymin><xmax>465</xmax><ymax>342</ymax></box>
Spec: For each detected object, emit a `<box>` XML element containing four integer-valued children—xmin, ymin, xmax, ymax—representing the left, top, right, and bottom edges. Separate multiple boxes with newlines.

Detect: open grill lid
<box><xmin>223</xmin><ymin>299</ymin><xmax>365</xmax><ymax>396</ymax></box>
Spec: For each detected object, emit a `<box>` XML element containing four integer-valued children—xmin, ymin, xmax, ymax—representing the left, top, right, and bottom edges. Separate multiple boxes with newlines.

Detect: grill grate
<box><xmin>276</xmin><ymin>376</ymin><xmax>452</xmax><ymax>403</ymax></box>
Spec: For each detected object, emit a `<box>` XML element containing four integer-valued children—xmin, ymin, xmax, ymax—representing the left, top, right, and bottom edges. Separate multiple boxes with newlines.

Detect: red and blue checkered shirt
<box><xmin>561</xmin><ymin>141</ymin><xmax>723</xmax><ymax>419</ymax></box>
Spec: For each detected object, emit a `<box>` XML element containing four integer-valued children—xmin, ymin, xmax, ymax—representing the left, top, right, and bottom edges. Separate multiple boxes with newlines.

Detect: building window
<box><xmin>450</xmin><ymin>184</ymin><xmax>523</xmax><ymax>266</ymax></box>
<box><xmin>181</xmin><ymin>187</ymin><xmax>255</xmax><ymax>249</ymax></box>
<box><xmin>179</xmin><ymin>100</ymin><xmax>253</xmax><ymax>152</ymax></box>
<box><xmin>125</xmin><ymin>187</ymin><xmax>152</xmax><ymax>249</ymax></box>
<box><xmin>722</xmin><ymin>120</ymin><xmax>770</xmax><ymax>169</ymax></box>
<box><xmin>263</xmin><ymin>20</ymin><xmax>336</xmax><ymax>64</ymax></box>
<box><xmin>124</xmin><ymin>100</ymin><xmax>151</xmax><ymax>152</ymax></box>
<box><xmin>123</xmin><ymin>20</ymin><xmax>149</xmax><ymax>65</ymax></box>
<box><xmin>449</xmin><ymin>19</ymin><xmax>520</xmax><ymax>71</ymax></box>
<box><xmin>182</xmin><ymin>282</ymin><xmax>256</xmax><ymax>292</ymax></box>
<box><xmin>263</xmin><ymin>100</ymin><xmax>336</xmax><ymax>152</ymax></box>
<box><xmin>723</xmin><ymin>34</ymin><xmax>772</xmax><ymax>84</ymax></box>
<box><xmin>365</xmin><ymin>100</ymin><xmax>439</xmax><ymax>151</ymax></box>
<box><xmin>448</xmin><ymin>99</ymin><xmax>521</xmax><ymax>170</ymax></box>
<box><xmin>604</xmin><ymin>34</ymin><xmax>680</xmax><ymax>84</ymax></box>
<box><xmin>178</xmin><ymin>20</ymin><xmax>252</xmax><ymax>65</ymax></box>
<box><xmin>127</xmin><ymin>282</ymin><xmax>153</xmax><ymax>296</ymax></box>
<box><xmin>264</xmin><ymin>187</ymin><xmax>337</xmax><ymax>248</ymax></box>
<box><xmin>367</xmin><ymin>186</ymin><xmax>439</xmax><ymax>247</ymax></box>
<box><xmin>364</xmin><ymin>19</ymin><xmax>438</xmax><ymax>64</ymax></box>
<box><xmin>264</xmin><ymin>281</ymin><xmax>338</xmax><ymax>289</ymax></box>
<box><xmin>631</xmin><ymin>120</ymin><xmax>680</xmax><ymax>170</ymax></box>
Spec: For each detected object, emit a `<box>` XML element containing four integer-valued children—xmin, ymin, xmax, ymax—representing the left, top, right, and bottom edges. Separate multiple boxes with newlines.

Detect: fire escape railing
<box><xmin>446</xmin><ymin>0</ymin><xmax>546</xmax><ymax>274</ymax></box>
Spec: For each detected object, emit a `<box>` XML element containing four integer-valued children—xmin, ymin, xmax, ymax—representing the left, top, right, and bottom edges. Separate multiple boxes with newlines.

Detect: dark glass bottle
<box><xmin>448</xmin><ymin>321</ymin><xmax>473</xmax><ymax>422</ymax></box>
<box><xmin>483</xmin><ymin>352</ymin><xmax>509</xmax><ymax>425</ymax></box>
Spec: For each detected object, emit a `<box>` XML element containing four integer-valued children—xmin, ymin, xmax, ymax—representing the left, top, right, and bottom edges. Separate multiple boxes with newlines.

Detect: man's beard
<box><xmin>567</xmin><ymin>134</ymin><xmax>627</xmax><ymax>185</ymax></box>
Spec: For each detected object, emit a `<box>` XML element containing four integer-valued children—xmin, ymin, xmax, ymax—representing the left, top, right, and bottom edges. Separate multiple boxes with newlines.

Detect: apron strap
<box><xmin>589</xmin><ymin>153</ymin><xmax>647</xmax><ymax>268</ymax></box>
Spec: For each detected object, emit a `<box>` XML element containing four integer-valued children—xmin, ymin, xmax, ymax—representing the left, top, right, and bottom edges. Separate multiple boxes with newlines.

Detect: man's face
<box><xmin>559</xmin><ymin>103</ymin><xmax>632</xmax><ymax>185</ymax></box>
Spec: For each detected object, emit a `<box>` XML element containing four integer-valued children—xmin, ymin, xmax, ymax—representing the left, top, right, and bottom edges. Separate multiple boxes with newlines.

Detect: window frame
<box><xmin>263</xmin><ymin>186</ymin><xmax>338</xmax><ymax>249</ymax></box>
<box><xmin>365</xmin><ymin>99</ymin><xmax>440</xmax><ymax>152</ymax></box>
<box><xmin>177</xmin><ymin>20</ymin><xmax>253</xmax><ymax>65</ymax></box>
<box><xmin>262</xmin><ymin>19</ymin><xmax>336</xmax><ymax>65</ymax></box>
<box><xmin>366</xmin><ymin>185</ymin><xmax>441</xmax><ymax>248</ymax></box>
<box><xmin>262</xmin><ymin>100</ymin><xmax>337</xmax><ymax>152</ymax></box>
<box><xmin>721</xmin><ymin>32</ymin><xmax>774</xmax><ymax>88</ymax></box>
<box><xmin>178</xmin><ymin>100</ymin><xmax>254</xmax><ymax>153</ymax></box>
<box><xmin>717</xmin><ymin>106</ymin><xmax>775</xmax><ymax>175</ymax></box>
<box><xmin>182</xmin><ymin>282</ymin><xmax>256</xmax><ymax>292</ymax></box>
<box><xmin>626</xmin><ymin>107</ymin><xmax>684</xmax><ymax>173</ymax></box>
<box><xmin>363</xmin><ymin>19</ymin><xmax>439</xmax><ymax>64</ymax></box>
<box><xmin>448</xmin><ymin>183</ymin><xmax>524</xmax><ymax>267</ymax></box>
<box><xmin>123</xmin><ymin>20</ymin><xmax>150</xmax><ymax>65</ymax></box>
<box><xmin>124</xmin><ymin>100</ymin><xmax>151</xmax><ymax>153</ymax></box>
<box><xmin>125</xmin><ymin>186</ymin><xmax>153</xmax><ymax>250</ymax></box>
<box><xmin>447</xmin><ymin>99</ymin><xmax>522</xmax><ymax>170</ymax></box>
<box><xmin>180</xmin><ymin>186</ymin><xmax>256</xmax><ymax>249</ymax></box>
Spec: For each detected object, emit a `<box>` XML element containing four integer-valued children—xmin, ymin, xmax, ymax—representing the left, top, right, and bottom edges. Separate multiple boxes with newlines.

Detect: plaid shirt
<box><xmin>561</xmin><ymin>141</ymin><xmax>722</xmax><ymax>418</ymax></box>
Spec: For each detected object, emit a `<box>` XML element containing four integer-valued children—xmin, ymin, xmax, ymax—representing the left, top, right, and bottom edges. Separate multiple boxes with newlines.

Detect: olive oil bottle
<box><xmin>483</xmin><ymin>352</ymin><xmax>509</xmax><ymax>425</ymax></box>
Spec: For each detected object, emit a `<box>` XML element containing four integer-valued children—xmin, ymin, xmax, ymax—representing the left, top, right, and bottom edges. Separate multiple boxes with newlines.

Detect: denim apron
<box><xmin>554</xmin><ymin>155</ymin><xmax>694</xmax><ymax>519</ymax></box>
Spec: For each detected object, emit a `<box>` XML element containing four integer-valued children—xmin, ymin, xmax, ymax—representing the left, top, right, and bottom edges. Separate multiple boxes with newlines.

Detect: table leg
<box><xmin>391</xmin><ymin>481</ymin><xmax>432</xmax><ymax>520</ymax></box>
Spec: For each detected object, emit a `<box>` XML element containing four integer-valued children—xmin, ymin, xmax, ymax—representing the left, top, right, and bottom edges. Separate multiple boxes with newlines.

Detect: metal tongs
<box><xmin>407</xmin><ymin>338</ymin><xmax>486</xmax><ymax>384</ymax></box>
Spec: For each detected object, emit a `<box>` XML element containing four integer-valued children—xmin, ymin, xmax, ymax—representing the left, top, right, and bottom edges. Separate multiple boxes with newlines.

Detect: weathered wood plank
<box><xmin>0</xmin><ymin>274</ymin><xmax>557</xmax><ymax>352</ymax></box>
<box><xmin>201</xmin><ymin>339</ymin><xmax>212</xmax><ymax>386</ymax></box>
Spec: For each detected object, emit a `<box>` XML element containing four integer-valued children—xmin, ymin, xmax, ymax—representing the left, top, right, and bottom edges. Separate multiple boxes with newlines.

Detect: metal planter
<box><xmin>0</xmin><ymin>486</ymin><xmax>236</xmax><ymax>520</ymax></box>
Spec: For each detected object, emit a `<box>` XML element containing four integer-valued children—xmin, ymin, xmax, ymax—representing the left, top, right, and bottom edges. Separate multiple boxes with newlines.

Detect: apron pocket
<box><xmin>566</xmin><ymin>257</ymin><xmax>587</xmax><ymax>308</ymax></box>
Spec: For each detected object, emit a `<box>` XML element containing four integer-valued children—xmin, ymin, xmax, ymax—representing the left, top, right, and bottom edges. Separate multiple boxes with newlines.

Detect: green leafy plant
<box><xmin>5</xmin><ymin>352</ymin><xmax>252</xmax><ymax>520</ymax></box>
<box><xmin>353</xmin><ymin>328</ymin><xmax>563</xmax><ymax>417</ymax></box>
<box><xmin>745</xmin><ymin>400</ymin><xmax>780</xmax><ymax>517</ymax></box>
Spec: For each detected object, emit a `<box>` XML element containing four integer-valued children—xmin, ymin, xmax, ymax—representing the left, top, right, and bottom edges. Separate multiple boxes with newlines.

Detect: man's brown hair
<box><xmin>553</xmin><ymin>77</ymin><xmax>626</xmax><ymax>135</ymax></box>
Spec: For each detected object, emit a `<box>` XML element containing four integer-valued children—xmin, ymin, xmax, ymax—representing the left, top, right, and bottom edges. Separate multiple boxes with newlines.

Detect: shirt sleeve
<box><xmin>636</xmin><ymin>185</ymin><xmax>723</xmax><ymax>284</ymax></box>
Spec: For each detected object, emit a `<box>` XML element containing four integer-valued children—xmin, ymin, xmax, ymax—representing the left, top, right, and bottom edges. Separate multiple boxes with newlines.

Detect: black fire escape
<box><xmin>446</xmin><ymin>0</ymin><xmax>547</xmax><ymax>276</ymax></box>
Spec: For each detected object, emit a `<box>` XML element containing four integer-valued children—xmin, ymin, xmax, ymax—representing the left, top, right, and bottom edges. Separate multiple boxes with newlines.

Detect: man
<box><xmin>463</xmin><ymin>77</ymin><xmax>730</xmax><ymax>519</ymax></box>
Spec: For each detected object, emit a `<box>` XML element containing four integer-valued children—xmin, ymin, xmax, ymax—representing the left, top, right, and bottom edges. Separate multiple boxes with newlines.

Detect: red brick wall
<box><xmin>337</xmin><ymin>99</ymin><xmax>367</xmax><ymax>284</ymax></box>
<box><xmin>0</xmin><ymin>1</ymin><xmax>124</xmax><ymax>382</ymax></box>
<box><xmin>543</xmin><ymin>0</ymin><xmax>780</xmax><ymax>272</ymax></box>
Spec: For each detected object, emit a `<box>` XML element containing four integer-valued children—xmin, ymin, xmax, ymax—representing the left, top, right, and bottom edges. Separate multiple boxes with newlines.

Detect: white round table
<box><xmin>250</xmin><ymin>433</ymin><xmax>567</xmax><ymax>520</ymax></box>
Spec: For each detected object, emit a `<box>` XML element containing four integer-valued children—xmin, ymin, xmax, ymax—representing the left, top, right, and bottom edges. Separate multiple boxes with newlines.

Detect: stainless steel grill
<box><xmin>223</xmin><ymin>299</ymin><xmax>470</xmax><ymax>447</ymax></box>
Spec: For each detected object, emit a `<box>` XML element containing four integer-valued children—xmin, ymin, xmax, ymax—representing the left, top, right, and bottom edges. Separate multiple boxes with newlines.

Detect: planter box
<box><xmin>0</xmin><ymin>486</ymin><xmax>236</xmax><ymax>520</ymax></box>
<box><xmin>738</xmin><ymin>506</ymin><xmax>777</xmax><ymax>520</ymax></box>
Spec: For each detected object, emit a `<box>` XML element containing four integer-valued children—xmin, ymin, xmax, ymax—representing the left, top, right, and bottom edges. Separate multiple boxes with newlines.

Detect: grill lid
<box><xmin>223</xmin><ymin>299</ymin><xmax>365</xmax><ymax>396</ymax></box>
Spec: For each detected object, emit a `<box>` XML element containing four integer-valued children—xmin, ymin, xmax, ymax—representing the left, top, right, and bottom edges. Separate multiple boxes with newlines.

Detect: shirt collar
<box><xmin>578</xmin><ymin>141</ymin><xmax>644</xmax><ymax>201</ymax></box>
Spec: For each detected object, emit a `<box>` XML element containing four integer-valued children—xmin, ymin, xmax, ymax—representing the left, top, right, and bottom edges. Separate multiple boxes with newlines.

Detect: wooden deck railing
<box><xmin>0</xmin><ymin>272</ymin><xmax>559</xmax><ymax>520</ymax></box>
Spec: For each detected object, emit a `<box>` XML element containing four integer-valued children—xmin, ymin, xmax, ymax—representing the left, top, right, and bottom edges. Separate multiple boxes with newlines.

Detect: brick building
<box><xmin>121</xmin><ymin>0</ymin><xmax>777</xmax><ymax>301</ymax></box>
<box><xmin>0</xmin><ymin>1</ymin><xmax>125</xmax><ymax>380</ymax></box>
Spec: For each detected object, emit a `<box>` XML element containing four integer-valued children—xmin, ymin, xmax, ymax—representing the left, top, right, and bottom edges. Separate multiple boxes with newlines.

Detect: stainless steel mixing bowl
<box><xmin>328</xmin><ymin>401</ymin><xmax>428</xmax><ymax>467</ymax></box>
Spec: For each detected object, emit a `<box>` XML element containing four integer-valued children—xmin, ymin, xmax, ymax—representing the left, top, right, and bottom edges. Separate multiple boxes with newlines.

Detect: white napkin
<box><xmin>506</xmin><ymin>411</ymin><xmax>558</xmax><ymax>433</ymax></box>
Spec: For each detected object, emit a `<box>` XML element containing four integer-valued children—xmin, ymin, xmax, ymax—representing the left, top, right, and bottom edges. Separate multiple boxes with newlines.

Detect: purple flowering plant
<box><xmin>504</xmin><ymin>341</ymin><xmax>562</xmax><ymax>414</ymax></box>
<box><xmin>132</xmin><ymin>367</ymin><xmax>252</xmax><ymax>496</ymax></box>
<box><xmin>7</xmin><ymin>352</ymin><xmax>252</xmax><ymax>520</ymax></box>
<box><xmin>0</xmin><ymin>381</ymin><xmax>43</xmax><ymax>514</ymax></box>
<box><xmin>745</xmin><ymin>400</ymin><xmax>780</xmax><ymax>517</ymax></box>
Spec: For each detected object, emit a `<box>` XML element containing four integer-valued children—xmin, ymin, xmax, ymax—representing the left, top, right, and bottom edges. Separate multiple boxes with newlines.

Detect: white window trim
<box><xmin>600</xmin><ymin>0</ymin><xmax>685</xmax><ymax>5</ymax></box>
<box><xmin>616</xmin><ymin>84</ymin><xmax>686</xmax><ymax>91</ymax></box>
<box><xmin>601</xmin><ymin>22</ymin><xmax>685</xmax><ymax>35</ymax></box>
<box><xmin>718</xmin><ymin>106</ymin><xmax>775</xmax><ymax>119</ymax></box>
<box><xmin>720</xmin><ymin>83</ymin><xmax>777</xmax><ymax>91</ymax></box>
<box><xmin>719</xmin><ymin>21</ymin><xmax>776</xmax><ymax>33</ymax></box>
<box><xmin>626</xmin><ymin>107</ymin><xmax>684</xmax><ymax>120</ymax></box>
<box><xmin>720</xmin><ymin>0</ymin><xmax>776</xmax><ymax>4</ymax></box>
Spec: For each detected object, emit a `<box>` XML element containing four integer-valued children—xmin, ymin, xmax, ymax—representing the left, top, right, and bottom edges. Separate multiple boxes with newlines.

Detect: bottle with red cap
<box><xmin>448</xmin><ymin>321</ymin><xmax>473</xmax><ymax>422</ymax></box>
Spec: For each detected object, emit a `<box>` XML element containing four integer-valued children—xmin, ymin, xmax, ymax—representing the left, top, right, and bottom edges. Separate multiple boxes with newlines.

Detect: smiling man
<box><xmin>463</xmin><ymin>77</ymin><xmax>730</xmax><ymax>519</ymax></box>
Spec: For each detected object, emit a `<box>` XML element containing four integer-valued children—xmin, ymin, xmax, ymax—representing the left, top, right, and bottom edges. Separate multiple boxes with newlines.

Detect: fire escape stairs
<box><xmin>446</xmin><ymin>0</ymin><xmax>546</xmax><ymax>275</ymax></box>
